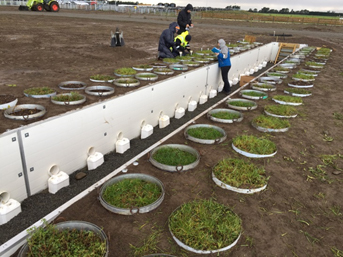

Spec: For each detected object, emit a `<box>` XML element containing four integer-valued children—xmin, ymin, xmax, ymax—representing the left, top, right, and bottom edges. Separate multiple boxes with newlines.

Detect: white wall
<box><xmin>0</xmin><ymin>42</ymin><xmax>280</xmax><ymax>199</ymax></box>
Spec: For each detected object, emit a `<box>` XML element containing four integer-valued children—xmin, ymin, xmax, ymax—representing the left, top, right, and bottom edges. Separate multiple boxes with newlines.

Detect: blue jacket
<box><xmin>217</xmin><ymin>52</ymin><xmax>231</xmax><ymax>67</ymax></box>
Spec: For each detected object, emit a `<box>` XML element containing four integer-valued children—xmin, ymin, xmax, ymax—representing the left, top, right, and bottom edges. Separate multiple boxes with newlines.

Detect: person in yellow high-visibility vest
<box><xmin>171</xmin><ymin>31</ymin><xmax>192</xmax><ymax>56</ymax></box>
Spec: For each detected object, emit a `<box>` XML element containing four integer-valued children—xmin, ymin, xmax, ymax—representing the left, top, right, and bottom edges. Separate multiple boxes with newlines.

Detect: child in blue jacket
<box><xmin>214</xmin><ymin>39</ymin><xmax>231</xmax><ymax>94</ymax></box>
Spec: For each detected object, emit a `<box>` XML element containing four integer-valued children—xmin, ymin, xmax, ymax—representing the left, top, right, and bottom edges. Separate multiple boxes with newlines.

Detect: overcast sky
<box><xmin>141</xmin><ymin>0</ymin><xmax>342</xmax><ymax>12</ymax></box>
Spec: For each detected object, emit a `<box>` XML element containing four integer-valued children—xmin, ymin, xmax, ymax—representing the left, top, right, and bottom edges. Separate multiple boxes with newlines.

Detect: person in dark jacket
<box><xmin>177</xmin><ymin>4</ymin><xmax>193</xmax><ymax>34</ymax></box>
<box><xmin>158</xmin><ymin>22</ymin><xmax>180</xmax><ymax>59</ymax></box>
<box><xmin>215</xmin><ymin>39</ymin><xmax>232</xmax><ymax>94</ymax></box>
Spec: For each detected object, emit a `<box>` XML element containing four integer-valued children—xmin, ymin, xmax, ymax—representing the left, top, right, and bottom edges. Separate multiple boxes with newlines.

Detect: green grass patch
<box><xmin>293</xmin><ymin>73</ymin><xmax>314</xmax><ymax>80</ymax></box>
<box><xmin>251</xmin><ymin>83</ymin><xmax>275</xmax><ymax>89</ymax></box>
<box><xmin>24</xmin><ymin>87</ymin><xmax>55</xmax><ymax>95</ymax></box>
<box><xmin>213</xmin><ymin>158</ymin><xmax>268</xmax><ymax>188</ymax></box>
<box><xmin>228</xmin><ymin>100</ymin><xmax>256</xmax><ymax>107</ymax></box>
<box><xmin>90</xmin><ymin>74</ymin><xmax>115</xmax><ymax>80</ymax></box>
<box><xmin>187</xmin><ymin>126</ymin><xmax>224</xmax><ymax>140</ymax></box>
<box><xmin>333</xmin><ymin>112</ymin><xmax>343</xmax><ymax>120</ymax></box>
<box><xmin>210</xmin><ymin>111</ymin><xmax>241</xmax><ymax>120</ymax></box>
<box><xmin>163</xmin><ymin>58</ymin><xmax>179</xmax><ymax>63</ymax></box>
<box><xmin>154</xmin><ymin>68</ymin><xmax>172</xmax><ymax>72</ymax></box>
<box><xmin>132</xmin><ymin>64</ymin><xmax>153</xmax><ymax>69</ymax></box>
<box><xmin>102</xmin><ymin>178</ymin><xmax>162</xmax><ymax>208</ymax></box>
<box><xmin>152</xmin><ymin>146</ymin><xmax>197</xmax><ymax>166</ymax></box>
<box><xmin>273</xmin><ymin>95</ymin><xmax>303</xmax><ymax>103</ymax></box>
<box><xmin>26</xmin><ymin>221</ymin><xmax>106</xmax><ymax>256</ymax></box>
<box><xmin>169</xmin><ymin>199</ymin><xmax>241</xmax><ymax>251</ymax></box>
<box><xmin>232</xmin><ymin>135</ymin><xmax>277</xmax><ymax>155</ymax></box>
<box><xmin>273</xmin><ymin>66</ymin><xmax>289</xmax><ymax>72</ymax></box>
<box><xmin>305</xmin><ymin>61</ymin><xmax>324</xmax><ymax>67</ymax></box>
<box><xmin>286</xmin><ymin>88</ymin><xmax>312</xmax><ymax>95</ymax></box>
<box><xmin>114</xmin><ymin>67</ymin><xmax>137</xmax><ymax>75</ymax></box>
<box><xmin>136</xmin><ymin>74</ymin><xmax>158</xmax><ymax>78</ymax></box>
<box><xmin>264</xmin><ymin>104</ymin><xmax>297</xmax><ymax>116</ymax></box>
<box><xmin>129</xmin><ymin>226</ymin><xmax>163</xmax><ymax>257</ymax></box>
<box><xmin>52</xmin><ymin>92</ymin><xmax>84</xmax><ymax>102</ymax></box>
<box><xmin>252</xmin><ymin>114</ymin><xmax>290</xmax><ymax>129</ymax></box>
<box><xmin>116</xmin><ymin>78</ymin><xmax>139</xmax><ymax>83</ymax></box>
<box><xmin>242</xmin><ymin>91</ymin><xmax>267</xmax><ymax>97</ymax></box>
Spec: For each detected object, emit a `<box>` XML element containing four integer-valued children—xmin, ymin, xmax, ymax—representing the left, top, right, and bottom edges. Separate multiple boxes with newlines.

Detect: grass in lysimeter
<box><xmin>286</xmin><ymin>88</ymin><xmax>312</xmax><ymax>95</ymax></box>
<box><xmin>241</xmin><ymin>91</ymin><xmax>267</xmax><ymax>97</ymax></box>
<box><xmin>232</xmin><ymin>135</ymin><xmax>277</xmax><ymax>155</ymax></box>
<box><xmin>187</xmin><ymin>127</ymin><xmax>224</xmax><ymax>140</ymax></box>
<box><xmin>213</xmin><ymin>158</ymin><xmax>268</xmax><ymax>188</ymax></box>
<box><xmin>52</xmin><ymin>91</ymin><xmax>84</xmax><ymax>102</ymax></box>
<box><xmin>136</xmin><ymin>74</ymin><xmax>158</xmax><ymax>78</ymax></box>
<box><xmin>251</xmin><ymin>83</ymin><xmax>275</xmax><ymax>89</ymax></box>
<box><xmin>90</xmin><ymin>74</ymin><xmax>115</xmax><ymax>80</ymax></box>
<box><xmin>24</xmin><ymin>87</ymin><xmax>55</xmax><ymax>95</ymax></box>
<box><xmin>116</xmin><ymin>78</ymin><xmax>139</xmax><ymax>83</ymax></box>
<box><xmin>163</xmin><ymin>58</ymin><xmax>179</xmax><ymax>63</ymax></box>
<box><xmin>169</xmin><ymin>199</ymin><xmax>241</xmax><ymax>251</ymax></box>
<box><xmin>210</xmin><ymin>111</ymin><xmax>241</xmax><ymax>120</ymax></box>
<box><xmin>253</xmin><ymin>114</ymin><xmax>290</xmax><ymax>129</ymax></box>
<box><xmin>305</xmin><ymin>61</ymin><xmax>324</xmax><ymax>67</ymax></box>
<box><xmin>228</xmin><ymin>100</ymin><xmax>256</xmax><ymax>107</ymax></box>
<box><xmin>133</xmin><ymin>64</ymin><xmax>153</xmax><ymax>69</ymax></box>
<box><xmin>26</xmin><ymin>220</ymin><xmax>106</xmax><ymax>256</ymax></box>
<box><xmin>152</xmin><ymin>147</ymin><xmax>197</xmax><ymax>166</ymax></box>
<box><xmin>293</xmin><ymin>73</ymin><xmax>314</xmax><ymax>80</ymax></box>
<box><xmin>102</xmin><ymin>179</ymin><xmax>162</xmax><ymax>208</ymax></box>
<box><xmin>273</xmin><ymin>66</ymin><xmax>290</xmax><ymax>72</ymax></box>
<box><xmin>273</xmin><ymin>95</ymin><xmax>303</xmax><ymax>103</ymax></box>
<box><xmin>114</xmin><ymin>67</ymin><xmax>137</xmax><ymax>75</ymax></box>
<box><xmin>264</xmin><ymin>104</ymin><xmax>298</xmax><ymax>116</ymax></box>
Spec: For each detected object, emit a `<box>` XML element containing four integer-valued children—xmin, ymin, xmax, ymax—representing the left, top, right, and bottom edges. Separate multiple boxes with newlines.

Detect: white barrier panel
<box><xmin>0</xmin><ymin>42</ymin><xmax>279</xmax><ymax>198</ymax></box>
<box><xmin>0</xmin><ymin>132</ymin><xmax>27</xmax><ymax>202</ymax></box>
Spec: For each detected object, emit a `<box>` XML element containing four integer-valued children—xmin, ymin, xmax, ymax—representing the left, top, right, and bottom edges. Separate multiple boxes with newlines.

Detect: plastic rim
<box><xmin>85</xmin><ymin>86</ymin><xmax>115</xmax><ymax>96</ymax></box>
<box><xmin>232</xmin><ymin>142</ymin><xmax>277</xmax><ymax>158</ymax></box>
<box><xmin>113</xmin><ymin>78</ymin><xmax>140</xmax><ymax>87</ymax></box>
<box><xmin>0</xmin><ymin>96</ymin><xmax>18</xmax><ymax>110</ymax></box>
<box><xmin>51</xmin><ymin>93</ymin><xmax>86</xmax><ymax>105</ymax></box>
<box><xmin>18</xmin><ymin>221</ymin><xmax>109</xmax><ymax>257</ymax></box>
<box><xmin>212</xmin><ymin>171</ymin><xmax>267</xmax><ymax>194</ymax></box>
<box><xmin>168</xmin><ymin>204</ymin><xmax>241</xmax><ymax>254</ymax></box>
<box><xmin>251</xmin><ymin>120</ymin><xmax>289</xmax><ymax>133</ymax></box>
<box><xmin>272</xmin><ymin>98</ymin><xmax>302</xmax><ymax>106</ymax></box>
<box><xmin>135</xmin><ymin>72</ymin><xmax>159</xmax><ymax>81</ymax></box>
<box><xmin>284</xmin><ymin>90</ymin><xmax>312</xmax><ymax>98</ymax></box>
<box><xmin>149</xmin><ymin>144</ymin><xmax>200</xmax><ymax>172</ymax></box>
<box><xmin>184</xmin><ymin>124</ymin><xmax>227</xmax><ymax>144</ymax></box>
<box><xmin>207</xmin><ymin>108</ymin><xmax>243</xmax><ymax>123</ymax></box>
<box><xmin>264</xmin><ymin>110</ymin><xmax>297</xmax><ymax>119</ymax></box>
<box><xmin>4</xmin><ymin>104</ymin><xmax>46</xmax><ymax>120</ymax></box>
<box><xmin>99</xmin><ymin>173</ymin><xmax>165</xmax><ymax>215</ymax></box>
<box><xmin>239</xmin><ymin>89</ymin><xmax>268</xmax><ymax>100</ymax></box>
<box><xmin>287</xmin><ymin>82</ymin><xmax>313</xmax><ymax>88</ymax></box>
<box><xmin>227</xmin><ymin>98</ymin><xmax>258</xmax><ymax>111</ymax></box>
<box><xmin>58</xmin><ymin>81</ymin><xmax>87</xmax><ymax>90</ymax></box>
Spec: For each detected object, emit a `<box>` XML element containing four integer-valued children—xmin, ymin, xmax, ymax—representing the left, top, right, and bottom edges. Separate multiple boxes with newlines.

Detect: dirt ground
<box><xmin>1</xmin><ymin>6</ymin><xmax>343</xmax><ymax>257</ymax></box>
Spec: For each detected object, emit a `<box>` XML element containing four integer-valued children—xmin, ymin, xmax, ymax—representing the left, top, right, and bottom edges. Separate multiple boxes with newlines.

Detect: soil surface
<box><xmin>1</xmin><ymin>6</ymin><xmax>343</xmax><ymax>257</ymax></box>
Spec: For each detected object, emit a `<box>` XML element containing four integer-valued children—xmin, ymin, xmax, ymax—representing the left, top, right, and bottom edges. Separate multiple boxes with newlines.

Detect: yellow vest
<box><xmin>174</xmin><ymin>31</ymin><xmax>190</xmax><ymax>47</ymax></box>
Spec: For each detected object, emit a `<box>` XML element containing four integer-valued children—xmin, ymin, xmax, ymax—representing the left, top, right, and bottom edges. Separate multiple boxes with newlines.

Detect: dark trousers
<box><xmin>220</xmin><ymin>66</ymin><xmax>231</xmax><ymax>93</ymax></box>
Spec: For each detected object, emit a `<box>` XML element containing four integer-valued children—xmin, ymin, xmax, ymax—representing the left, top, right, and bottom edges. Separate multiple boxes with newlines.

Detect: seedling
<box><xmin>210</xmin><ymin>111</ymin><xmax>241</xmax><ymax>120</ymax></box>
<box><xmin>24</xmin><ymin>87</ymin><xmax>55</xmax><ymax>95</ymax></box>
<box><xmin>90</xmin><ymin>74</ymin><xmax>115</xmax><ymax>81</ymax></box>
<box><xmin>52</xmin><ymin>92</ymin><xmax>84</xmax><ymax>102</ymax></box>
<box><xmin>114</xmin><ymin>67</ymin><xmax>137</xmax><ymax>75</ymax></box>
<box><xmin>273</xmin><ymin>95</ymin><xmax>303</xmax><ymax>103</ymax></box>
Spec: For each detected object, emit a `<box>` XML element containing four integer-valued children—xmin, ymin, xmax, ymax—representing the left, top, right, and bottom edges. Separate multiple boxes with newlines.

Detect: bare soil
<box><xmin>1</xmin><ymin>6</ymin><xmax>343</xmax><ymax>257</ymax></box>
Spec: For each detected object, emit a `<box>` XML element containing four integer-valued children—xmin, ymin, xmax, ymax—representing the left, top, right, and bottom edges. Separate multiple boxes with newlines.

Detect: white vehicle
<box><xmin>71</xmin><ymin>1</ymin><xmax>89</xmax><ymax>5</ymax></box>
